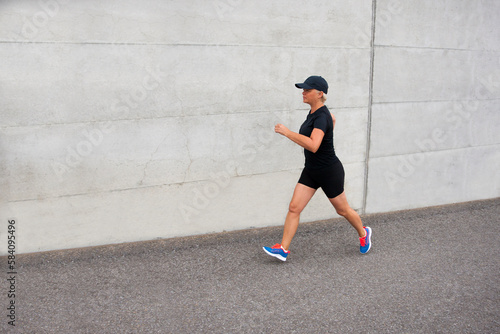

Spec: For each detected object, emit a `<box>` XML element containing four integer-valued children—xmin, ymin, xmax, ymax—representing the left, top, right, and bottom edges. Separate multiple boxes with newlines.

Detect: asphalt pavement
<box><xmin>2</xmin><ymin>198</ymin><xmax>499</xmax><ymax>333</ymax></box>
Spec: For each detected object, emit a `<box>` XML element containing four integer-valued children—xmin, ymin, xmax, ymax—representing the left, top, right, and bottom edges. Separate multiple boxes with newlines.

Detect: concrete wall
<box><xmin>366</xmin><ymin>0</ymin><xmax>500</xmax><ymax>212</ymax></box>
<box><xmin>1</xmin><ymin>0</ymin><xmax>498</xmax><ymax>254</ymax></box>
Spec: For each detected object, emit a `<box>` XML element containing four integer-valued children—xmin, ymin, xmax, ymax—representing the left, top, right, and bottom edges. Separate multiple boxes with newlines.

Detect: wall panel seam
<box><xmin>362</xmin><ymin>0</ymin><xmax>377</xmax><ymax>214</ymax></box>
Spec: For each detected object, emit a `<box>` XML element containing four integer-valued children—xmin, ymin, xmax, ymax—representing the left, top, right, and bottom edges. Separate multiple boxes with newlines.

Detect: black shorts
<box><xmin>298</xmin><ymin>162</ymin><xmax>345</xmax><ymax>199</ymax></box>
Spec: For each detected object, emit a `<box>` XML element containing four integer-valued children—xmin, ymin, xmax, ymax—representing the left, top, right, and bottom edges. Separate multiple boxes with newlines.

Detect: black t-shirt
<box><xmin>298</xmin><ymin>105</ymin><xmax>339</xmax><ymax>169</ymax></box>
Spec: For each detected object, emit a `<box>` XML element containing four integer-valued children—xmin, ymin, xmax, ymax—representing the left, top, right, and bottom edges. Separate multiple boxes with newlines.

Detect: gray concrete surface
<box><xmin>2</xmin><ymin>198</ymin><xmax>499</xmax><ymax>333</ymax></box>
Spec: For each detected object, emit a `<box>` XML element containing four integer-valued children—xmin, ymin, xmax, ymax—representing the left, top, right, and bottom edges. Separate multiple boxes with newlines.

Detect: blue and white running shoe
<box><xmin>360</xmin><ymin>226</ymin><xmax>372</xmax><ymax>254</ymax></box>
<box><xmin>263</xmin><ymin>244</ymin><xmax>290</xmax><ymax>261</ymax></box>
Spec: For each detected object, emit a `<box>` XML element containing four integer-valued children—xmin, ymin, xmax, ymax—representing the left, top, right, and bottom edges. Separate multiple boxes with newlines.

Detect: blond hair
<box><xmin>320</xmin><ymin>92</ymin><xmax>328</xmax><ymax>103</ymax></box>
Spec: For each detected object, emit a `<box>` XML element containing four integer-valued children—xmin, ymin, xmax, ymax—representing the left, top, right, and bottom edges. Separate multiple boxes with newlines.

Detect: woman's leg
<box><xmin>329</xmin><ymin>191</ymin><xmax>365</xmax><ymax>237</ymax></box>
<box><xmin>280</xmin><ymin>183</ymin><xmax>317</xmax><ymax>250</ymax></box>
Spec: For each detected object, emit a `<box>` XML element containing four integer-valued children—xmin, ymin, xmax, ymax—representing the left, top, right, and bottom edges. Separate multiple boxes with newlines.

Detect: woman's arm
<box><xmin>275</xmin><ymin>124</ymin><xmax>324</xmax><ymax>153</ymax></box>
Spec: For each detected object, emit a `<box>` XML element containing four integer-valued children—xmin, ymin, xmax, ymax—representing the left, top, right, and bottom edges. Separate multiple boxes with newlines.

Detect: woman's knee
<box><xmin>334</xmin><ymin>202</ymin><xmax>352</xmax><ymax>217</ymax></box>
<box><xmin>289</xmin><ymin>201</ymin><xmax>304</xmax><ymax>214</ymax></box>
<box><xmin>330</xmin><ymin>193</ymin><xmax>351</xmax><ymax>217</ymax></box>
<box><xmin>335</xmin><ymin>206</ymin><xmax>348</xmax><ymax>217</ymax></box>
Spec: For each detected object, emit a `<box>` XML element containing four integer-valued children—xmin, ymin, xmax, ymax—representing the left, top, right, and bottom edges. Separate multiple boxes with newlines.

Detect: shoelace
<box><xmin>271</xmin><ymin>244</ymin><xmax>289</xmax><ymax>253</ymax></box>
<box><xmin>359</xmin><ymin>236</ymin><xmax>366</xmax><ymax>247</ymax></box>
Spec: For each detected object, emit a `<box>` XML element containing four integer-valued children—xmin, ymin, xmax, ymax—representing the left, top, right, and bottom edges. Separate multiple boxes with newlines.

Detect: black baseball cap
<box><xmin>295</xmin><ymin>76</ymin><xmax>328</xmax><ymax>94</ymax></box>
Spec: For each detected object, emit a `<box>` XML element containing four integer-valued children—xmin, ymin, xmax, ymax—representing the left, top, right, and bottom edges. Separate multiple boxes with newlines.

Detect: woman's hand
<box><xmin>275</xmin><ymin>123</ymin><xmax>290</xmax><ymax>137</ymax></box>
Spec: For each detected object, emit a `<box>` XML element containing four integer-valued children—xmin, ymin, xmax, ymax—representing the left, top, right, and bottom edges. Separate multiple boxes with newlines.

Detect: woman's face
<box><xmin>302</xmin><ymin>89</ymin><xmax>321</xmax><ymax>105</ymax></box>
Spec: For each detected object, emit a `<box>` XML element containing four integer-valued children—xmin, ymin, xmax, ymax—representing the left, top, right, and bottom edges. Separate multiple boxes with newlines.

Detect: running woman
<box><xmin>263</xmin><ymin>76</ymin><xmax>371</xmax><ymax>261</ymax></box>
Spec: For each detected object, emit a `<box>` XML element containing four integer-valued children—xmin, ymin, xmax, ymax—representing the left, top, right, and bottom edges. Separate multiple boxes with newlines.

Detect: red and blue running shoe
<box><xmin>360</xmin><ymin>226</ymin><xmax>372</xmax><ymax>254</ymax></box>
<box><xmin>263</xmin><ymin>244</ymin><xmax>290</xmax><ymax>261</ymax></box>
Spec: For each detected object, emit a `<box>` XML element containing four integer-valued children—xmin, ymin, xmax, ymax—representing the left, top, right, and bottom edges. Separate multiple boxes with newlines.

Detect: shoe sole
<box><xmin>262</xmin><ymin>247</ymin><xmax>287</xmax><ymax>261</ymax></box>
<box><xmin>361</xmin><ymin>227</ymin><xmax>372</xmax><ymax>254</ymax></box>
